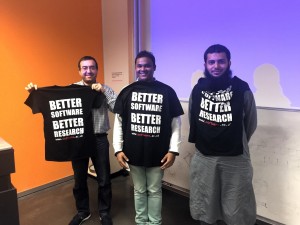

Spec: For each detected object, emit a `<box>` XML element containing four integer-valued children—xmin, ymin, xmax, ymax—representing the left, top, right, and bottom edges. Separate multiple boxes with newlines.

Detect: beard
<box><xmin>203</xmin><ymin>67</ymin><xmax>233</xmax><ymax>91</ymax></box>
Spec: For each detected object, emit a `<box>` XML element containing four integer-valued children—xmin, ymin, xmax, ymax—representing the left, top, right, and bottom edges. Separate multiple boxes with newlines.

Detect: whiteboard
<box><xmin>163</xmin><ymin>101</ymin><xmax>300</xmax><ymax>225</ymax></box>
<box><xmin>250</xmin><ymin>107</ymin><xmax>300</xmax><ymax>225</ymax></box>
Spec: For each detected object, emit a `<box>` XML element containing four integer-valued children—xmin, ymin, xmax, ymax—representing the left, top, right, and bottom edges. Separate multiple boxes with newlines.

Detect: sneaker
<box><xmin>69</xmin><ymin>212</ymin><xmax>91</xmax><ymax>225</ymax></box>
<box><xmin>100</xmin><ymin>214</ymin><xmax>113</xmax><ymax>225</ymax></box>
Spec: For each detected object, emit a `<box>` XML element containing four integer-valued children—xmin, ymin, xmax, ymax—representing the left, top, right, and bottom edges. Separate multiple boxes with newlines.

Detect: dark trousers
<box><xmin>71</xmin><ymin>135</ymin><xmax>112</xmax><ymax>215</ymax></box>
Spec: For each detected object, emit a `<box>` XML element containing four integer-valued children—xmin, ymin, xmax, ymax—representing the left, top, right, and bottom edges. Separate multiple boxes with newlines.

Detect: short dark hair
<box><xmin>78</xmin><ymin>56</ymin><xmax>98</xmax><ymax>70</ymax></box>
<box><xmin>204</xmin><ymin>44</ymin><xmax>231</xmax><ymax>62</ymax></box>
<box><xmin>135</xmin><ymin>50</ymin><xmax>156</xmax><ymax>67</ymax></box>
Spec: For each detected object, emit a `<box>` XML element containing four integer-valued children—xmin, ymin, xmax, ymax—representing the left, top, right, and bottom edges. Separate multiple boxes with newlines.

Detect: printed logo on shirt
<box><xmin>130</xmin><ymin>92</ymin><xmax>163</xmax><ymax>137</ymax></box>
<box><xmin>199</xmin><ymin>86</ymin><xmax>233</xmax><ymax>127</ymax></box>
<box><xmin>49</xmin><ymin>98</ymin><xmax>85</xmax><ymax>140</ymax></box>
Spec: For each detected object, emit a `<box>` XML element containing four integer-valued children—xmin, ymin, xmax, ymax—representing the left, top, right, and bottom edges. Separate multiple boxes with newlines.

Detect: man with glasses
<box><xmin>25</xmin><ymin>56</ymin><xmax>116</xmax><ymax>225</ymax></box>
<box><xmin>69</xmin><ymin>56</ymin><xmax>116</xmax><ymax>225</ymax></box>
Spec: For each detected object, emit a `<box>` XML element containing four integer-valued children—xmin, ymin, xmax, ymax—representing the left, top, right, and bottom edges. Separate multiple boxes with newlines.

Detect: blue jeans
<box><xmin>71</xmin><ymin>135</ymin><xmax>112</xmax><ymax>215</ymax></box>
<box><xmin>129</xmin><ymin>165</ymin><xmax>164</xmax><ymax>225</ymax></box>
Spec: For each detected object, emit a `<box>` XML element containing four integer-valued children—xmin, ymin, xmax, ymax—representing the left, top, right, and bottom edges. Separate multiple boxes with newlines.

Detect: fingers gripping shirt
<box><xmin>24</xmin><ymin>85</ymin><xmax>105</xmax><ymax>161</ymax></box>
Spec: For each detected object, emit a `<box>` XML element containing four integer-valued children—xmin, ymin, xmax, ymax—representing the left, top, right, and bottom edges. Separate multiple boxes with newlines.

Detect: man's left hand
<box><xmin>160</xmin><ymin>152</ymin><xmax>176</xmax><ymax>170</ymax></box>
<box><xmin>91</xmin><ymin>83</ymin><xmax>103</xmax><ymax>92</ymax></box>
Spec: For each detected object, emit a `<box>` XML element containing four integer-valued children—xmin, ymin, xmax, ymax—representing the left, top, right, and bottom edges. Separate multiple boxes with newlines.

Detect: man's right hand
<box><xmin>116</xmin><ymin>152</ymin><xmax>129</xmax><ymax>169</ymax></box>
<box><xmin>25</xmin><ymin>82</ymin><xmax>38</xmax><ymax>93</ymax></box>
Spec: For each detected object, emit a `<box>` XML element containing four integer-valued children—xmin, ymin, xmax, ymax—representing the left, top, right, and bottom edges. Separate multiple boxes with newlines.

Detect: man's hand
<box><xmin>160</xmin><ymin>152</ymin><xmax>176</xmax><ymax>170</ymax></box>
<box><xmin>91</xmin><ymin>83</ymin><xmax>104</xmax><ymax>93</ymax></box>
<box><xmin>116</xmin><ymin>152</ymin><xmax>129</xmax><ymax>169</ymax></box>
<box><xmin>25</xmin><ymin>82</ymin><xmax>38</xmax><ymax>93</ymax></box>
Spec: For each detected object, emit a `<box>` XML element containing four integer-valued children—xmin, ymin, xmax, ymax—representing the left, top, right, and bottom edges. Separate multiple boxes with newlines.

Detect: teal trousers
<box><xmin>129</xmin><ymin>165</ymin><xmax>164</xmax><ymax>225</ymax></box>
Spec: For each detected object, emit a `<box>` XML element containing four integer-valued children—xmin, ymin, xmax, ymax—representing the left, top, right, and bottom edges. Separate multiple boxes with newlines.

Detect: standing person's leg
<box><xmin>91</xmin><ymin>135</ymin><xmax>112</xmax><ymax>224</ymax></box>
<box><xmin>146</xmin><ymin>167</ymin><xmax>164</xmax><ymax>225</ymax></box>
<box><xmin>220</xmin><ymin>158</ymin><xmax>256</xmax><ymax>225</ymax></box>
<box><xmin>129</xmin><ymin>165</ymin><xmax>148</xmax><ymax>225</ymax></box>
<box><xmin>72</xmin><ymin>158</ymin><xmax>90</xmax><ymax>213</ymax></box>
<box><xmin>69</xmin><ymin>158</ymin><xmax>91</xmax><ymax>225</ymax></box>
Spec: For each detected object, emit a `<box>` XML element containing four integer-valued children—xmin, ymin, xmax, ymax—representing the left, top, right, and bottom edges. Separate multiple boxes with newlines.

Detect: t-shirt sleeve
<box><xmin>169</xmin><ymin>88</ymin><xmax>184</xmax><ymax>117</ymax></box>
<box><xmin>113</xmin><ymin>86</ymin><xmax>132</xmax><ymax>115</ymax></box>
<box><xmin>24</xmin><ymin>91</ymin><xmax>41</xmax><ymax>114</ymax></box>
<box><xmin>113</xmin><ymin>96</ymin><xmax>122</xmax><ymax>114</ymax></box>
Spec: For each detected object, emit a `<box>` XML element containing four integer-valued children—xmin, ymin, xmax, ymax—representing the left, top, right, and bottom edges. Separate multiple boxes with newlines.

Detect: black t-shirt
<box><xmin>189</xmin><ymin>76</ymin><xmax>250</xmax><ymax>156</ymax></box>
<box><xmin>114</xmin><ymin>80</ymin><xmax>184</xmax><ymax>167</ymax></box>
<box><xmin>25</xmin><ymin>84</ymin><xmax>105</xmax><ymax>161</ymax></box>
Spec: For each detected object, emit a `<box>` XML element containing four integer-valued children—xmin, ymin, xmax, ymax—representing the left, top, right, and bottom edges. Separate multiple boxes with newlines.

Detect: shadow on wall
<box><xmin>190</xmin><ymin>64</ymin><xmax>293</xmax><ymax>109</ymax></box>
<box><xmin>253</xmin><ymin>64</ymin><xmax>291</xmax><ymax>108</ymax></box>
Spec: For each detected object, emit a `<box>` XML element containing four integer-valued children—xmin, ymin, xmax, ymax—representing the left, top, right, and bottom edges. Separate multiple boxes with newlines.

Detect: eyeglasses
<box><xmin>80</xmin><ymin>66</ymin><xmax>97</xmax><ymax>71</ymax></box>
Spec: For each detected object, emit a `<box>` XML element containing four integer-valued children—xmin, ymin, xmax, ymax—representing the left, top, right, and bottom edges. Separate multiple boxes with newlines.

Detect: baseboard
<box><xmin>18</xmin><ymin>168</ymin><xmax>129</xmax><ymax>199</ymax></box>
<box><xmin>256</xmin><ymin>216</ymin><xmax>285</xmax><ymax>225</ymax></box>
<box><xmin>17</xmin><ymin>175</ymin><xmax>74</xmax><ymax>199</ymax></box>
<box><xmin>162</xmin><ymin>181</ymin><xmax>189</xmax><ymax>197</ymax></box>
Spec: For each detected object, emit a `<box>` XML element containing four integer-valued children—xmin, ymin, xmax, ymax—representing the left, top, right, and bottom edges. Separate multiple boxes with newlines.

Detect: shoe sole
<box><xmin>79</xmin><ymin>214</ymin><xmax>91</xmax><ymax>225</ymax></box>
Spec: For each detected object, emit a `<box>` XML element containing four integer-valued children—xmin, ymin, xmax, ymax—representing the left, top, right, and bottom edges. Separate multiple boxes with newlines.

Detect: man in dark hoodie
<box><xmin>188</xmin><ymin>44</ymin><xmax>257</xmax><ymax>225</ymax></box>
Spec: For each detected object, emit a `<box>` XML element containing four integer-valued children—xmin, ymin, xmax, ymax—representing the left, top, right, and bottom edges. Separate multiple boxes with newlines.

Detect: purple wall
<box><xmin>150</xmin><ymin>0</ymin><xmax>300</xmax><ymax>108</ymax></box>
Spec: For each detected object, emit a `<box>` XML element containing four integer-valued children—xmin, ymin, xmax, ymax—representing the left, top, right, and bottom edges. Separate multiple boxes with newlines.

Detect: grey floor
<box><xmin>18</xmin><ymin>173</ymin><xmax>270</xmax><ymax>225</ymax></box>
<box><xmin>18</xmin><ymin>173</ymin><xmax>199</xmax><ymax>225</ymax></box>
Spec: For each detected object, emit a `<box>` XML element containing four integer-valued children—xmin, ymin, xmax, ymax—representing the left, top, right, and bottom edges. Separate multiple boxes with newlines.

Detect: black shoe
<box><xmin>69</xmin><ymin>212</ymin><xmax>91</xmax><ymax>225</ymax></box>
<box><xmin>100</xmin><ymin>214</ymin><xmax>113</xmax><ymax>225</ymax></box>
